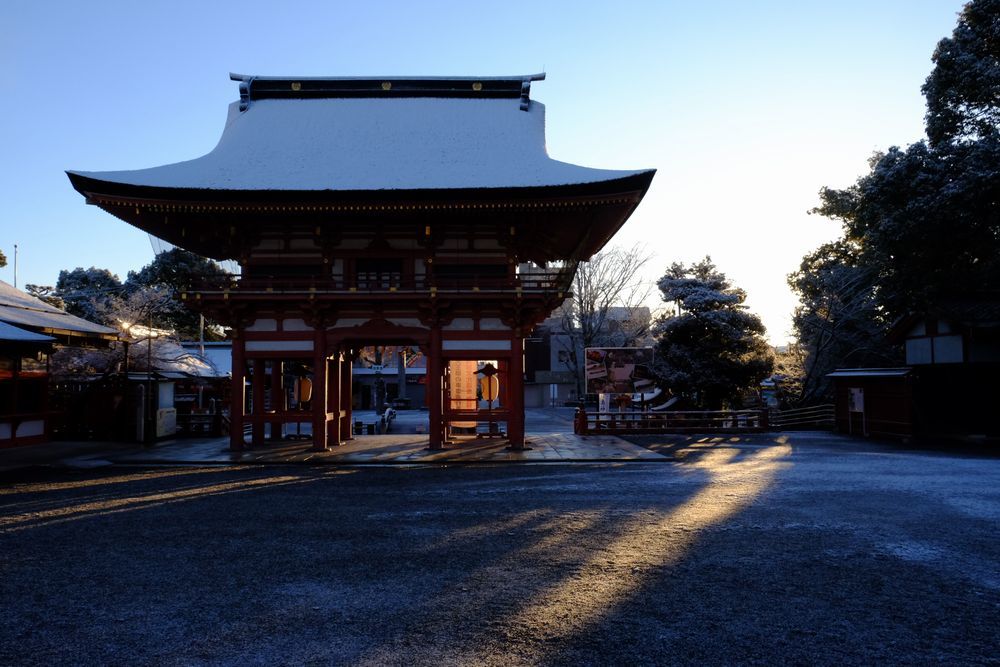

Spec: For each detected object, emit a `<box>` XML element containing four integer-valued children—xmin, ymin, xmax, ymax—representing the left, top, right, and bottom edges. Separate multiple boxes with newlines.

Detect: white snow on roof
<box><xmin>181</xmin><ymin>342</ymin><xmax>232</xmax><ymax>376</ymax></box>
<box><xmin>827</xmin><ymin>368</ymin><xmax>913</xmax><ymax>378</ymax></box>
<box><xmin>0</xmin><ymin>320</ymin><xmax>55</xmax><ymax>343</ymax></box>
<box><xmin>0</xmin><ymin>280</ymin><xmax>118</xmax><ymax>338</ymax></box>
<box><xmin>70</xmin><ymin>98</ymin><xmax>652</xmax><ymax>191</ymax></box>
<box><xmin>144</xmin><ymin>340</ymin><xmax>226</xmax><ymax>377</ymax></box>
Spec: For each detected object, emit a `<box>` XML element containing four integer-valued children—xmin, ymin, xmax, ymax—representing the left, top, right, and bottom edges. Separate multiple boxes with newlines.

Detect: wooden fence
<box><xmin>768</xmin><ymin>404</ymin><xmax>835</xmax><ymax>430</ymax></box>
<box><xmin>574</xmin><ymin>409</ymin><xmax>769</xmax><ymax>435</ymax></box>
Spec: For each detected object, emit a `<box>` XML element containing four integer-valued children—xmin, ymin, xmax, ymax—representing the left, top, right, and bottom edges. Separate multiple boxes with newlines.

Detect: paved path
<box><xmin>0</xmin><ymin>408</ymin><xmax>667</xmax><ymax>469</ymax></box>
<box><xmin>117</xmin><ymin>431</ymin><xmax>662</xmax><ymax>465</ymax></box>
<box><xmin>2</xmin><ymin>433</ymin><xmax>998</xmax><ymax>665</ymax></box>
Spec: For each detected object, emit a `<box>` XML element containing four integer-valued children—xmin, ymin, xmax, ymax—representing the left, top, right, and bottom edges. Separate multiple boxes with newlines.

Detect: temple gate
<box><xmin>68</xmin><ymin>74</ymin><xmax>654</xmax><ymax>450</ymax></box>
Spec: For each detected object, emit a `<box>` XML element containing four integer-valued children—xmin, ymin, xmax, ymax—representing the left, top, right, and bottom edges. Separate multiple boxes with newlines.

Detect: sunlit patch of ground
<box><xmin>2</xmin><ymin>435</ymin><xmax>999</xmax><ymax>665</ymax></box>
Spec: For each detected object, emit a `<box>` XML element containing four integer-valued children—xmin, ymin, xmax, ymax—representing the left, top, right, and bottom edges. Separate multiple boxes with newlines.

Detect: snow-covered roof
<box><xmin>141</xmin><ymin>339</ymin><xmax>226</xmax><ymax>378</ymax></box>
<box><xmin>180</xmin><ymin>341</ymin><xmax>232</xmax><ymax>376</ymax></box>
<box><xmin>827</xmin><ymin>368</ymin><xmax>913</xmax><ymax>378</ymax></box>
<box><xmin>0</xmin><ymin>280</ymin><xmax>118</xmax><ymax>339</ymax></box>
<box><xmin>0</xmin><ymin>320</ymin><xmax>55</xmax><ymax>343</ymax></box>
<box><xmin>68</xmin><ymin>75</ymin><xmax>653</xmax><ymax>192</ymax></box>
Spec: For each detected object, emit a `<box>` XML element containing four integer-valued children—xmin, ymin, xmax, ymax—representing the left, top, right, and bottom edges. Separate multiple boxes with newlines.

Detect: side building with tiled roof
<box><xmin>0</xmin><ymin>280</ymin><xmax>118</xmax><ymax>447</ymax></box>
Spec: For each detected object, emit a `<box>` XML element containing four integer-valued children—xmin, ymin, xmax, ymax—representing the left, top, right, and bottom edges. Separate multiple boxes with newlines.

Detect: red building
<box><xmin>68</xmin><ymin>74</ymin><xmax>654</xmax><ymax>450</ymax></box>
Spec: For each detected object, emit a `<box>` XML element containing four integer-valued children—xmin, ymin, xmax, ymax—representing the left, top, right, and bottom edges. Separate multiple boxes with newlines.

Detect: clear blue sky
<box><xmin>0</xmin><ymin>0</ymin><xmax>967</xmax><ymax>342</ymax></box>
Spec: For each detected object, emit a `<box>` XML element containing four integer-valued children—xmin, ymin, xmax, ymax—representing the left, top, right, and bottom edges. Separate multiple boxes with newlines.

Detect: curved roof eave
<box><xmin>67</xmin><ymin>169</ymin><xmax>656</xmax><ymax>206</ymax></box>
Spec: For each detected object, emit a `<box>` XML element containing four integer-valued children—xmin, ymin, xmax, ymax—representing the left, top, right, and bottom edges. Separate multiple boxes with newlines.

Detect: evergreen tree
<box><xmin>24</xmin><ymin>284</ymin><xmax>65</xmax><ymax>310</ymax></box>
<box><xmin>923</xmin><ymin>0</ymin><xmax>1000</xmax><ymax>147</ymax></box>
<box><xmin>124</xmin><ymin>248</ymin><xmax>232</xmax><ymax>340</ymax></box>
<box><xmin>654</xmin><ymin>257</ymin><xmax>773</xmax><ymax>409</ymax></box>
<box><xmin>794</xmin><ymin>0</ymin><xmax>1000</xmax><ymax>397</ymax></box>
<box><xmin>55</xmin><ymin>267</ymin><xmax>124</xmax><ymax>325</ymax></box>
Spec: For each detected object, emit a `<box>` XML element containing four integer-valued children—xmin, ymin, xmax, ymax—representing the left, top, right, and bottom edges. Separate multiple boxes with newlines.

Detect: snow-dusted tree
<box><xmin>923</xmin><ymin>0</ymin><xmax>1000</xmax><ymax>147</ymax></box>
<box><xmin>786</xmin><ymin>240</ymin><xmax>899</xmax><ymax>405</ymax></box>
<box><xmin>125</xmin><ymin>248</ymin><xmax>231</xmax><ymax>340</ymax></box>
<box><xmin>796</xmin><ymin>0</ymin><xmax>1000</xmax><ymax>376</ymax></box>
<box><xmin>654</xmin><ymin>257</ymin><xmax>773</xmax><ymax>409</ymax></box>
<box><xmin>49</xmin><ymin>286</ymin><xmax>186</xmax><ymax>378</ymax></box>
<box><xmin>54</xmin><ymin>267</ymin><xmax>124</xmax><ymax>325</ymax></box>
<box><xmin>555</xmin><ymin>244</ymin><xmax>654</xmax><ymax>395</ymax></box>
<box><xmin>25</xmin><ymin>284</ymin><xmax>65</xmax><ymax>310</ymax></box>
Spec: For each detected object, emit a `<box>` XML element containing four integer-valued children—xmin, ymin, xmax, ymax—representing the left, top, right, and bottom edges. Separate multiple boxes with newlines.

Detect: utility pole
<box><xmin>147</xmin><ymin>310</ymin><xmax>154</xmax><ymax>443</ymax></box>
<box><xmin>397</xmin><ymin>346</ymin><xmax>407</xmax><ymax>402</ymax></box>
<box><xmin>12</xmin><ymin>244</ymin><xmax>17</xmax><ymax>288</ymax></box>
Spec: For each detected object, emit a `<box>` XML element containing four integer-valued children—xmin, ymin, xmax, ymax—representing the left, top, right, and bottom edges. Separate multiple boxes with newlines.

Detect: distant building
<box><xmin>524</xmin><ymin>317</ymin><xmax>579</xmax><ymax>407</ymax></box>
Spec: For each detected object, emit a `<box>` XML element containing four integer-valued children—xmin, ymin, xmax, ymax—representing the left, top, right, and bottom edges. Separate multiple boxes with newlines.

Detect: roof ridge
<box><xmin>229</xmin><ymin>73</ymin><xmax>547</xmax><ymax>112</ymax></box>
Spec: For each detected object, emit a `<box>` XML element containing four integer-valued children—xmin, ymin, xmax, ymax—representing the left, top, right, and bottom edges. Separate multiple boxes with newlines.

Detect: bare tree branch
<box><xmin>555</xmin><ymin>244</ymin><xmax>655</xmax><ymax>395</ymax></box>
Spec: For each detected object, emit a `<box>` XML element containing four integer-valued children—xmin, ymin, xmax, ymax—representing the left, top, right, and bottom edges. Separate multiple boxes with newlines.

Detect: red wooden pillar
<box><xmin>507</xmin><ymin>335</ymin><xmax>526</xmax><ymax>449</ymax></box>
<box><xmin>341</xmin><ymin>352</ymin><xmax>353</xmax><ymax>440</ymax></box>
<box><xmin>251</xmin><ymin>358</ymin><xmax>266</xmax><ymax>445</ymax></box>
<box><xmin>229</xmin><ymin>338</ymin><xmax>246</xmax><ymax>451</ymax></box>
<box><xmin>327</xmin><ymin>350</ymin><xmax>342</xmax><ymax>446</ymax></box>
<box><xmin>428</xmin><ymin>328</ymin><xmax>444</xmax><ymax>449</ymax></box>
<box><xmin>312</xmin><ymin>334</ymin><xmax>329</xmax><ymax>451</ymax></box>
<box><xmin>269</xmin><ymin>360</ymin><xmax>284</xmax><ymax>441</ymax></box>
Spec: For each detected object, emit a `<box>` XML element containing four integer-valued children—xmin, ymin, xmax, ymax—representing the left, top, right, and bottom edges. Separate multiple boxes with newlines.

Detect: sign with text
<box><xmin>848</xmin><ymin>388</ymin><xmax>865</xmax><ymax>413</ymax></box>
<box><xmin>585</xmin><ymin>347</ymin><xmax>654</xmax><ymax>395</ymax></box>
<box><xmin>449</xmin><ymin>360</ymin><xmax>478</xmax><ymax>427</ymax></box>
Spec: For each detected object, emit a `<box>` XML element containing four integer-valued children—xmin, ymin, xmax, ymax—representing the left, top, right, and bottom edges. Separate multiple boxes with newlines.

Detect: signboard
<box><xmin>848</xmin><ymin>388</ymin><xmax>864</xmax><ymax>413</ymax></box>
<box><xmin>585</xmin><ymin>347</ymin><xmax>654</xmax><ymax>395</ymax></box>
<box><xmin>449</xmin><ymin>360</ymin><xmax>478</xmax><ymax>428</ymax></box>
<box><xmin>156</xmin><ymin>408</ymin><xmax>177</xmax><ymax>438</ymax></box>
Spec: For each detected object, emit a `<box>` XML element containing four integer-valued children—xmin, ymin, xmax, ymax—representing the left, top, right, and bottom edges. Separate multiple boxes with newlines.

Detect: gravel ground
<box><xmin>1</xmin><ymin>432</ymin><xmax>999</xmax><ymax>665</ymax></box>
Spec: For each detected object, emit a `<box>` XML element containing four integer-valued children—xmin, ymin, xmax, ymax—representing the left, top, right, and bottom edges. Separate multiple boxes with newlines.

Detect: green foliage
<box><xmin>787</xmin><ymin>242</ymin><xmax>900</xmax><ymax>404</ymax></box>
<box><xmin>55</xmin><ymin>267</ymin><xmax>124</xmax><ymax>325</ymax></box>
<box><xmin>813</xmin><ymin>139</ymin><xmax>1000</xmax><ymax>320</ymax></box>
<box><xmin>654</xmin><ymin>257</ymin><xmax>773</xmax><ymax>409</ymax></box>
<box><xmin>794</xmin><ymin>0</ymin><xmax>1000</xmax><ymax>392</ymax></box>
<box><xmin>125</xmin><ymin>248</ymin><xmax>229</xmax><ymax>294</ymax></box>
<box><xmin>0</xmin><ymin>248</ymin><xmax>6</xmax><ymax>268</ymax></box>
<box><xmin>51</xmin><ymin>250</ymin><xmax>231</xmax><ymax>340</ymax></box>
<box><xmin>24</xmin><ymin>284</ymin><xmax>65</xmax><ymax>310</ymax></box>
<box><xmin>124</xmin><ymin>248</ymin><xmax>231</xmax><ymax>340</ymax></box>
<box><xmin>923</xmin><ymin>0</ymin><xmax>1000</xmax><ymax>146</ymax></box>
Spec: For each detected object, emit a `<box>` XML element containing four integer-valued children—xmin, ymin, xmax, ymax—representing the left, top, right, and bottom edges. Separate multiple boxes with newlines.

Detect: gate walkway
<box><xmin>1</xmin><ymin>409</ymin><xmax>669</xmax><ymax>470</ymax></box>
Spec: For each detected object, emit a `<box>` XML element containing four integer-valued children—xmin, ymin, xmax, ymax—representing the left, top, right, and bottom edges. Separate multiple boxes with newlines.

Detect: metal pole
<box><xmin>12</xmin><ymin>244</ymin><xmax>17</xmax><ymax>288</ymax></box>
<box><xmin>147</xmin><ymin>312</ymin><xmax>153</xmax><ymax>443</ymax></box>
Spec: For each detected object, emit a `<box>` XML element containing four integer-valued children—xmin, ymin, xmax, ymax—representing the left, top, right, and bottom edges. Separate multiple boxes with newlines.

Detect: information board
<box><xmin>584</xmin><ymin>347</ymin><xmax>654</xmax><ymax>395</ymax></box>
